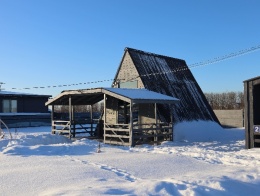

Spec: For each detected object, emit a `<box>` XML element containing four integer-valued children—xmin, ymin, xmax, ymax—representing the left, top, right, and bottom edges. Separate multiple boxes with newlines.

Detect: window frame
<box><xmin>2</xmin><ymin>99</ymin><xmax>17</xmax><ymax>113</ymax></box>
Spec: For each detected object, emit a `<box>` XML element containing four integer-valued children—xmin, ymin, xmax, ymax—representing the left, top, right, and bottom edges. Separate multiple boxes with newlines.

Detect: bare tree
<box><xmin>204</xmin><ymin>91</ymin><xmax>244</xmax><ymax>110</ymax></box>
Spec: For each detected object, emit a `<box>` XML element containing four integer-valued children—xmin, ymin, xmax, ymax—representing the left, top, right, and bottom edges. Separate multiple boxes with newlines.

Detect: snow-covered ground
<box><xmin>1</xmin><ymin>121</ymin><xmax>260</xmax><ymax>196</ymax></box>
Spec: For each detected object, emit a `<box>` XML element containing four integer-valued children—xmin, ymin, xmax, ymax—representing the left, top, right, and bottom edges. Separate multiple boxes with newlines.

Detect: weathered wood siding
<box><xmin>116</xmin><ymin>51</ymin><xmax>144</xmax><ymax>88</ymax></box>
<box><xmin>244</xmin><ymin>76</ymin><xmax>260</xmax><ymax>149</ymax></box>
<box><xmin>105</xmin><ymin>96</ymin><xmax>118</xmax><ymax>124</ymax></box>
<box><xmin>214</xmin><ymin>110</ymin><xmax>244</xmax><ymax>128</ymax></box>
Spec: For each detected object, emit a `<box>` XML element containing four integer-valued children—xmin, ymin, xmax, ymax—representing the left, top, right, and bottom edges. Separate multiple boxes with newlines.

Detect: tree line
<box><xmin>55</xmin><ymin>102</ymin><xmax>104</xmax><ymax>113</ymax></box>
<box><xmin>204</xmin><ymin>91</ymin><xmax>244</xmax><ymax>110</ymax></box>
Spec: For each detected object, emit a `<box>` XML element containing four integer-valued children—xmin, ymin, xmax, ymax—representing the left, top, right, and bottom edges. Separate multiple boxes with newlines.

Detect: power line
<box><xmin>120</xmin><ymin>44</ymin><xmax>260</xmax><ymax>84</ymax></box>
<box><xmin>4</xmin><ymin>44</ymin><xmax>260</xmax><ymax>91</ymax></box>
<box><xmin>9</xmin><ymin>79</ymin><xmax>114</xmax><ymax>91</ymax></box>
<box><xmin>189</xmin><ymin>44</ymin><xmax>260</xmax><ymax>68</ymax></box>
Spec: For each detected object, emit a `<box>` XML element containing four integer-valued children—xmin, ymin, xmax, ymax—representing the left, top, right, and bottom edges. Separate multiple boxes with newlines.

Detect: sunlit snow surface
<box><xmin>1</xmin><ymin>121</ymin><xmax>260</xmax><ymax>196</ymax></box>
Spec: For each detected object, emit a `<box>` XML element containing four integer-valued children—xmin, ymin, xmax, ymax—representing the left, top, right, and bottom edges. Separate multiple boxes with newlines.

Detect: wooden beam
<box><xmin>244</xmin><ymin>81</ymin><xmax>250</xmax><ymax>149</ymax></box>
<box><xmin>124</xmin><ymin>102</ymin><xmax>127</xmax><ymax>124</ymax></box>
<box><xmin>129</xmin><ymin>101</ymin><xmax>133</xmax><ymax>147</ymax></box>
<box><xmin>170</xmin><ymin>104</ymin><xmax>173</xmax><ymax>141</ymax></box>
<box><xmin>90</xmin><ymin>105</ymin><xmax>93</xmax><ymax>135</ymax></box>
<box><xmin>104</xmin><ymin>128</ymin><xmax>130</xmax><ymax>132</ymax></box>
<box><xmin>154</xmin><ymin>103</ymin><xmax>158</xmax><ymax>144</ymax></box>
<box><xmin>72</xmin><ymin>105</ymin><xmax>76</xmax><ymax>138</ymax></box>
<box><xmin>51</xmin><ymin>105</ymin><xmax>55</xmax><ymax>134</ymax></box>
<box><xmin>249</xmin><ymin>81</ymin><xmax>254</xmax><ymax>148</ymax></box>
<box><xmin>104</xmin><ymin>94</ymin><xmax>107</xmax><ymax>143</ymax></box>
<box><xmin>104</xmin><ymin>140</ymin><xmax>130</xmax><ymax>146</ymax></box>
<box><xmin>69</xmin><ymin>96</ymin><xmax>72</xmax><ymax>138</ymax></box>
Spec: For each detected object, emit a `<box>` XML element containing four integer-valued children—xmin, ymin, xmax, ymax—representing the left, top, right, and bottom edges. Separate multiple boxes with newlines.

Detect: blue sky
<box><xmin>0</xmin><ymin>0</ymin><xmax>259</xmax><ymax>96</ymax></box>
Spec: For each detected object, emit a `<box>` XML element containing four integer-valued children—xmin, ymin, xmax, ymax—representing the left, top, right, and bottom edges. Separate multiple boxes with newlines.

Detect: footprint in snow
<box><xmin>67</xmin><ymin>156</ymin><xmax>137</xmax><ymax>182</ymax></box>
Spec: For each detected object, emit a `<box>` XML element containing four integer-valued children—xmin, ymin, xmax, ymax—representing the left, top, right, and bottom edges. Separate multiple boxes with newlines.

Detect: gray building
<box><xmin>0</xmin><ymin>91</ymin><xmax>51</xmax><ymax>128</ymax></box>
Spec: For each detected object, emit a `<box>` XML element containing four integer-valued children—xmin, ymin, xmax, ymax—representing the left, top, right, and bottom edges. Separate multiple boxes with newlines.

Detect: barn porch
<box><xmin>45</xmin><ymin>88</ymin><xmax>179</xmax><ymax>146</ymax></box>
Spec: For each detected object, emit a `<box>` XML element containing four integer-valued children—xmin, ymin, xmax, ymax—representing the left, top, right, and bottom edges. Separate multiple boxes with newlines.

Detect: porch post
<box><xmin>124</xmin><ymin>102</ymin><xmax>127</xmax><ymax>124</ymax></box>
<box><xmin>69</xmin><ymin>96</ymin><xmax>72</xmax><ymax>138</ymax></box>
<box><xmin>170</xmin><ymin>104</ymin><xmax>173</xmax><ymax>141</ymax></box>
<box><xmin>154</xmin><ymin>103</ymin><xmax>158</xmax><ymax>144</ymax></box>
<box><xmin>51</xmin><ymin>105</ymin><xmax>55</xmax><ymax>134</ymax></box>
<box><xmin>90</xmin><ymin>104</ymin><xmax>93</xmax><ymax>136</ymax></box>
<box><xmin>103</xmin><ymin>94</ymin><xmax>107</xmax><ymax>143</ymax></box>
<box><xmin>72</xmin><ymin>105</ymin><xmax>75</xmax><ymax>138</ymax></box>
<box><xmin>129</xmin><ymin>101</ymin><xmax>133</xmax><ymax>147</ymax></box>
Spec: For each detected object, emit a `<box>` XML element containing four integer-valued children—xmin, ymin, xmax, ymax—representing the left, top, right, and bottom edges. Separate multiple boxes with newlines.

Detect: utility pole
<box><xmin>0</xmin><ymin>82</ymin><xmax>5</xmax><ymax>91</ymax></box>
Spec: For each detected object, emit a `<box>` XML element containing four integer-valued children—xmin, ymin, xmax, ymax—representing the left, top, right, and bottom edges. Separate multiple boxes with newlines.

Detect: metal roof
<box><xmin>45</xmin><ymin>87</ymin><xmax>179</xmax><ymax>106</ymax></box>
<box><xmin>0</xmin><ymin>91</ymin><xmax>51</xmax><ymax>97</ymax></box>
<box><xmin>243</xmin><ymin>76</ymin><xmax>260</xmax><ymax>83</ymax></box>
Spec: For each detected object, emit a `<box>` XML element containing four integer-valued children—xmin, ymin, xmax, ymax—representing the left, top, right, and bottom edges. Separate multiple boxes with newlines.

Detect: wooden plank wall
<box><xmin>105</xmin><ymin>96</ymin><xmax>118</xmax><ymax>124</ymax></box>
<box><xmin>213</xmin><ymin>110</ymin><xmax>244</xmax><ymax>128</ymax></box>
<box><xmin>244</xmin><ymin>77</ymin><xmax>260</xmax><ymax>149</ymax></box>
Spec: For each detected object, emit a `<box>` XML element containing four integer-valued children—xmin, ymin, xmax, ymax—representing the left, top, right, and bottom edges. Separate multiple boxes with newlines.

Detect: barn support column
<box><xmin>90</xmin><ymin>105</ymin><xmax>93</xmax><ymax>136</ymax></box>
<box><xmin>69</xmin><ymin>96</ymin><xmax>72</xmax><ymax>138</ymax></box>
<box><xmin>124</xmin><ymin>102</ymin><xmax>128</xmax><ymax>124</ymax></box>
<box><xmin>72</xmin><ymin>105</ymin><xmax>76</xmax><ymax>138</ymax></box>
<box><xmin>170</xmin><ymin>104</ymin><xmax>173</xmax><ymax>141</ymax></box>
<box><xmin>103</xmin><ymin>94</ymin><xmax>107</xmax><ymax>143</ymax></box>
<box><xmin>129</xmin><ymin>101</ymin><xmax>133</xmax><ymax>147</ymax></box>
<box><xmin>249</xmin><ymin>81</ymin><xmax>254</xmax><ymax>148</ymax></box>
<box><xmin>51</xmin><ymin>105</ymin><xmax>55</xmax><ymax>134</ymax></box>
<box><xmin>154</xmin><ymin>103</ymin><xmax>158</xmax><ymax>145</ymax></box>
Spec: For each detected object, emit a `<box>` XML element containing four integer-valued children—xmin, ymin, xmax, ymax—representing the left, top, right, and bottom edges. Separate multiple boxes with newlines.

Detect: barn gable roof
<box><xmin>115</xmin><ymin>47</ymin><xmax>219</xmax><ymax>123</ymax></box>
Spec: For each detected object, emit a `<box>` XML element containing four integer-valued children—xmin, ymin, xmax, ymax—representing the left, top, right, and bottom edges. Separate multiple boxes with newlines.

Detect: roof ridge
<box><xmin>125</xmin><ymin>47</ymin><xmax>185</xmax><ymax>62</ymax></box>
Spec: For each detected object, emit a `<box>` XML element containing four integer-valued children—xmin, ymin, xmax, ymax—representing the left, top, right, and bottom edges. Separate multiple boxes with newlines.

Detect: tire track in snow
<box><xmin>66</xmin><ymin>156</ymin><xmax>137</xmax><ymax>182</ymax></box>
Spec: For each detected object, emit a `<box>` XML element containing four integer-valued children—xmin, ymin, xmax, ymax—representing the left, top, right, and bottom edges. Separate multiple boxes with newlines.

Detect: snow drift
<box><xmin>1</xmin><ymin>121</ymin><xmax>260</xmax><ymax>196</ymax></box>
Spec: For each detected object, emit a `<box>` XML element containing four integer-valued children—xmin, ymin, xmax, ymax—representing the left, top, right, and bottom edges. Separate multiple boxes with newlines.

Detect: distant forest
<box><xmin>204</xmin><ymin>92</ymin><xmax>244</xmax><ymax>110</ymax></box>
<box><xmin>55</xmin><ymin>102</ymin><xmax>104</xmax><ymax>113</ymax></box>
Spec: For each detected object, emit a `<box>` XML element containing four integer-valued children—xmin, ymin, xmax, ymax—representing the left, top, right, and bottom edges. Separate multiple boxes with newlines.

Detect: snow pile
<box><xmin>174</xmin><ymin>120</ymin><xmax>232</xmax><ymax>142</ymax></box>
<box><xmin>1</xmin><ymin>121</ymin><xmax>260</xmax><ymax>196</ymax></box>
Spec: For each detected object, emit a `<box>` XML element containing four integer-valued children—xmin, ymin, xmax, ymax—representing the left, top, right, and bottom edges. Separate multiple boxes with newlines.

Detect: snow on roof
<box><xmin>104</xmin><ymin>88</ymin><xmax>179</xmax><ymax>102</ymax></box>
<box><xmin>46</xmin><ymin>87</ymin><xmax>179</xmax><ymax>106</ymax></box>
<box><xmin>0</xmin><ymin>91</ymin><xmax>51</xmax><ymax>97</ymax></box>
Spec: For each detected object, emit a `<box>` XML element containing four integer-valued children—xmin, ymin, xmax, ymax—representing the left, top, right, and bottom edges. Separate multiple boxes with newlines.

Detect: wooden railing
<box><xmin>0</xmin><ymin>119</ymin><xmax>12</xmax><ymax>139</ymax></box>
<box><xmin>104</xmin><ymin>123</ymin><xmax>131</xmax><ymax>146</ymax></box>
<box><xmin>52</xmin><ymin>119</ymin><xmax>100</xmax><ymax>138</ymax></box>
<box><xmin>133</xmin><ymin>122</ymin><xmax>173</xmax><ymax>145</ymax></box>
<box><xmin>103</xmin><ymin>122</ymin><xmax>173</xmax><ymax>146</ymax></box>
<box><xmin>52</xmin><ymin>120</ymin><xmax>71</xmax><ymax>136</ymax></box>
<box><xmin>70</xmin><ymin>119</ymin><xmax>99</xmax><ymax>137</ymax></box>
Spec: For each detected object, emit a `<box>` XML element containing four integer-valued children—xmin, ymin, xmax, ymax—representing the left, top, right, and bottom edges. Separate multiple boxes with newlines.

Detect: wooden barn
<box><xmin>0</xmin><ymin>91</ymin><xmax>51</xmax><ymax>128</ymax></box>
<box><xmin>244</xmin><ymin>76</ymin><xmax>260</xmax><ymax>149</ymax></box>
<box><xmin>45</xmin><ymin>87</ymin><xmax>179</xmax><ymax>146</ymax></box>
<box><xmin>113</xmin><ymin>47</ymin><xmax>219</xmax><ymax>124</ymax></box>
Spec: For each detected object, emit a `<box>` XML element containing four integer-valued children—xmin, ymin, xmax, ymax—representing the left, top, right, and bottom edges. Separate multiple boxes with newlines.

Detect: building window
<box><xmin>2</xmin><ymin>99</ymin><xmax>17</xmax><ymax>113</ymax></box>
